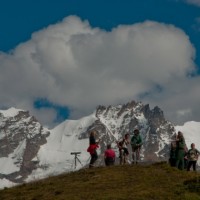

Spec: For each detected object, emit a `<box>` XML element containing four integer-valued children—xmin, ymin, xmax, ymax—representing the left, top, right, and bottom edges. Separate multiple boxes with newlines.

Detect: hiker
<box><xmin>116</xmin><ymin>133</ymin><xmax>130</xmax><ymax>164</ymax></box>
<box><xmin>175</xmin><ymin>131</ymin><xmax>187</xmax><ymax>170</ymax></box>
<box><xmin>131</xmin><ymin>129</ymin><xmax>143</xmax><ymax>164</ymax></box>
<box><xmin>87</xmin><ymin>130</ymin><xmax>100</xmax><ymax>168</ymax></box>
<box><xmin>104</xmin><ymin>144</ymin><xmax>116</xmax><ymax>166</ymax></box>
<box><xmin>169</xmin><ymin>142</ymin><xmax>176</xmax><ymax>167</ymax></box>
<box><xmin>186</xmin><ymin>143</ymin><xmax>200</xmax><ymax>171</ymax></box>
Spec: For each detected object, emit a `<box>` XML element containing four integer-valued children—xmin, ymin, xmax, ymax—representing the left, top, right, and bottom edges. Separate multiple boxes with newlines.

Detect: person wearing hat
<box><xmin>131</xmin><ymin>129</ymin><xmax>143</xmax><ymax>164</ymax></box>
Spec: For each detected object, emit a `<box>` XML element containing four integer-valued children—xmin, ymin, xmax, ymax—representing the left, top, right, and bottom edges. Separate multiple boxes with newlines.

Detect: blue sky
<box><xmin>0</xmin><ymin>0</ymin><xmax>200</xmax><ymax>127</ymax></box>
<box><xmin>1</xmin><ymin>1</ymin><xmax>200</xmax><ymax>52</ymax></box>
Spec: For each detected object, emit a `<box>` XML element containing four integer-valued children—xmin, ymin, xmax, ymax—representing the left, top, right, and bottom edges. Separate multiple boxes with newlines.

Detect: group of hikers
<box><xmin>169</xmin><ymin>131</ymin><xmax>200</xmax><ymax>171</ymax></box>
<box><xmin>87</xmin><ymin>129</ymin><xmax>200</xmax><ymax>171</ymax></box>
<box><xmin>87</xmin><ymin>128</ymin><xmax>143</xmax><ymax>168</ymax></box>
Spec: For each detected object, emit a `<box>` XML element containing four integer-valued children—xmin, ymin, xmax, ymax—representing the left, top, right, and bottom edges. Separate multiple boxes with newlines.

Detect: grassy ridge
<box><xmin>0</xmin><ymin>162</ymin><xmax>200</xmax><ymax>200</ymax></box>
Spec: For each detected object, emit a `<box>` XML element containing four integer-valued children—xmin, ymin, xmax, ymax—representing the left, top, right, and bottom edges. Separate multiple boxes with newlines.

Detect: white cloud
<box><xmin>0</xmin><ymin>15</ymin><xmax>198</xmax><ymax>127</ymax></box>
<box><xmin>185</xmin><ymin>0</ymin><xmax>200</xmax><ymax>6</ymax></box>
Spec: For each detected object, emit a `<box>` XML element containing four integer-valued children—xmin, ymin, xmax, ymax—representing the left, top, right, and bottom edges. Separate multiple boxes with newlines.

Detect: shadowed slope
<box><xmin>0</xmin><ymin>162</ymin><xmax>200</xmax><ymax>200</ymax></box>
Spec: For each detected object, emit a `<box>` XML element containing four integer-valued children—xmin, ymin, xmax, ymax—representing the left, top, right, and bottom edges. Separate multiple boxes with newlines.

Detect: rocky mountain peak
<box><xmin>0</xmin><ymin>108</ymin><xmax>50</xmax><ymax>183</ymax></box>
<box><xmin>84</xmin><ymin>101</ymin><xmax>176</xmax><ymax>163</ymax></box>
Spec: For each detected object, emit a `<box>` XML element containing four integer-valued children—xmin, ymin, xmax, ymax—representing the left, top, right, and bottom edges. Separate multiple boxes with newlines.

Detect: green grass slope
<box><xmin>0</xmin><ymin>162</ymin><xmax>200</xmax><ymax>200</ymax></box>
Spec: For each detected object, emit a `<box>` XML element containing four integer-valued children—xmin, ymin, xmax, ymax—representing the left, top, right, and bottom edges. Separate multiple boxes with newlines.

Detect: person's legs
<box><xmin>172</xmin><ymin>158</ymin><xmax>176</xmax><ymax>167</ymax></box>
<box><xmin>111</xmin><ymin>160</ymin><xmax>115</xmax><ymax>165</ymax></box>
<box><xmin>136</xmin><ymin>147</ymin><xmax>141</xmax><ymax>163</ymax></box>
<box><xmin>89</xmin><ymin>151</ymin><xmax>98</xmax><ymax>168</ymax></box>
<box><xmin>176</xmin><ymin>159</ymin><xmax>180</xmax><ymax>169</ymax></box>
<box><xmin>89</xmin><ymin>155</ymin><xmax>95</xmax><ymax>167</ymax></box>
<box><xmin>184</xmin><ymin>158</ymin><xmax>188</xmax><ymax>170</ymax></box>
<box><xmin>105</xmin><ymin>158</ymin><xmax>115</xmax><ymax>166</ymax></box>
<box><xmin>170</xmin><ymin>158</ymin><xmax>176</xmax><ymax>167</ymax></box>
<box><xmin>105</xmin><ymin>158</ymin><xmax>108</xmax><ymax>166</ymax></box>
<box><xmin>187</xmin><ymin>161</ymin><xmax>192</xmax><ymax>171</ymax></box>
<box><xmin>119</xmin><ymin>149</ymin><xmax>123</xmax><ymax>165</ymax></box>
<box><xmin>93</xmin><ymin>151</ymin><xmax>98</xmax><ymax>163</ymax></box>
<box><xmin>192</xmin><ymin>161</ymin><xmax>197</xmax><ymax>171</ymax></box>
<box><xmin>180</xmin><ymin>157</ymin><xmax>184</xmax><ymax>170</ymax></box>
<box><xmin>132</xmin><ymin>146</ymin><xmax>135</xmax><ymax>162</ymax></box>
<box><xmin>123</xmin><ymin>148</ymin><xmax>129</xmax><ymax>164</ymax></box>
<box><xmin>123</xmin><ymin>152</ymin><xmax>127</xmax><ymax>164</ymax></box>
<box><xmin>176</xmin><ymin>151</ymin><xmax>184</xmax><ymax>170</ymax></box>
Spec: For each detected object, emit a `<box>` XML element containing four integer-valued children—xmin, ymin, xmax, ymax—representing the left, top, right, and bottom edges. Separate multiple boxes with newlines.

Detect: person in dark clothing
<box><xmin>89</xmin><ymin>131</ymin><xmax>96</xmax><ymax>145</ymax></box>
<box><xmin>184</xmin><ymin>147</ymin><xmax>189</xmax><ymax>170</ymax></box>
<box><xmin>169</xmin><ymin>142</ymin><xmax>176</xmax><ymax>167</ymax></box>
<box><xmin>87</xmin><ymin>130</ymin><xmax>99</xmax><ymax>168</ymax></box>
<box><xmin>187</xmin><ymin>143</ymin><xmax>200</xmax><ymax>171</ymax></box>
<box><xmin>175</xmin><ymin>131</ymin><xmax>187</xmax><ymax>170</ymax></box>
<box><xmin>104</xmin><ymin>144</ymin><xmax>116</xmax><ymax>166</ymax></box>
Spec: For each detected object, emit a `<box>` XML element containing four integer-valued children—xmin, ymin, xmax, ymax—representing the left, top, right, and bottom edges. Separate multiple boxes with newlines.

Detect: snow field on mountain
<box><xmin>26</xmin><ymin>113</ymin><xmax>97</xmax><ymax>182</ymax></box>
<box><xmin>0</xmin><ymin>108</ymin><xmax>24</xmax><ymax>118</ymax></box>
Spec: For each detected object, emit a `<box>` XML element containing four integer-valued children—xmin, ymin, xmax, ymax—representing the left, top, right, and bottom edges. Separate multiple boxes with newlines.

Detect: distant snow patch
<box><xmin>0</xmin><ymin>107</ymin><xmax>24</xmax><ymax>117</ymax></box>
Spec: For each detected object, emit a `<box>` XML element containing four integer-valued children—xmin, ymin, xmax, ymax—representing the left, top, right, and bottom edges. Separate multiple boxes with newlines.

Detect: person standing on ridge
<box><xmin>104</xmin><ymin>144</ymin><xmax>116</xmax><ymax>166</ymax></box>
<box><xmin>175</xmin><ymin>131</ymin><xmax>187</xmax><ymax>170</ymax></box>
<box><xmin>87</xmin><ymin>130</ymin><xmax>100</xmax><ymax>168</ymax></box>
<box><xmin>131</xmin><ymin>129</ymin><xmax>143</xmax><ymax>164</ymax></box>
<box><xmin>169</xmin><ymin>142</ymin><xmax>176</xmax><ymax>167</ymax></box>
<box><xmin>117</xmin><ymin>133</ymin><xmax>130</xmax><ymax>164</ymax></box>
<box><xmin>186</xmin><ymin>143</ymin><xmax>200</xmax><ymax>171</ymax></box>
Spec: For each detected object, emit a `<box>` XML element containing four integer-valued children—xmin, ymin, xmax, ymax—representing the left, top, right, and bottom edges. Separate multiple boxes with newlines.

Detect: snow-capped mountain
<box><xmin>0</xmin><ymin>101</ymin><xmax>199</xmax><ymax>189</ymax></box>
<box><xmin>93</xmin><ymin>101</ymin><xmax>175</xmax><ymax>161</ymax></box>
<box><xmin>27</xmin><ymin>113</ymin><xmax>97</xmax><ymax>182</ymax></box>
<box><xmin>0</xmin><ymin>108</ymin><xmax>50</xmax><ymax>188</ymax></box>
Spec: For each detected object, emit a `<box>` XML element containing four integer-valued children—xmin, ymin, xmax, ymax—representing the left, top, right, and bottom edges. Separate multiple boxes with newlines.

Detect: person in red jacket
<box><xmin>104</xmin><ymin>144</ymin><xmax>116</xmax><ymax>166</ymax></box>
<box><xmin>87</xmin><ymin>130</ymin><xmax>99</xmax><ymax>168</ymax></box>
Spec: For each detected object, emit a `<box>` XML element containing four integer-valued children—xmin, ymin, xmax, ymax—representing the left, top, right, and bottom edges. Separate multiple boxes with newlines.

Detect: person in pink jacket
<box><xmin>87</xmin><ymin>130</ymin><xmax>99</xmax><ymax>168</ymax></box>
<box><xmin>104</xmin><ymin>144</ymin><xmax>116</xmax><ymax>166</ymax></box>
